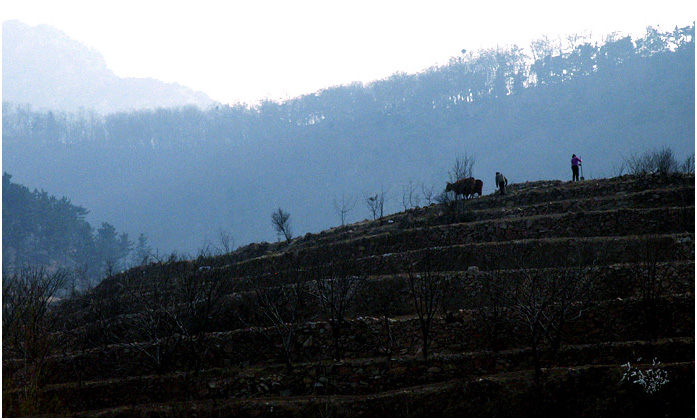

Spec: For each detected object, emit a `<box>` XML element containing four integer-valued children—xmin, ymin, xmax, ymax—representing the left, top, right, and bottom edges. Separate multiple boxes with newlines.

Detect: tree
<box><xmin>94</xmin><ymin>222</ymin><xmax>132</xmax><ymax>276</ymax></box>
<box><xmin>404</xmin><ymin>252</ymin><xmax>444</xmax><ymax>360</ymax></box>
<box><xmin>623</xmin><ymin>146</ymin><xmax>682</xmax><ymax>175</ymax></box>
<box><xmin>370</xmin><ymin>277</ymin><xmax>403</xmax><ymax>364</ymax></box>
<box><xmin>108</xmin><ymin>257</ymin><xmax>230</xmax><ymax>374</ymax></box>
<box><xmin>271</xmin><ymin>207</ymin><xmax>293</xmax><ymax>242</ymax></box>
<box><xmin>116</xmin><ymin>266</ymin><xmax>183</xmax><ymax>373</ymax></box>
<box><xmin>448</xmin><ymin>154</ymin><xmax>476</xmax><ymax>182</ymax></box>
<box><xmin>2</xmin><ymin>173</ymin><xmax>92</xmax><ymax>276</ymax></box>
<box><xmin>244</xmin><ymin>271</ymin><xmax>306</xmax><ymax>371</ymax></box>
<box><xmin>485</xmin><ymin>263</ymin><xmax>595</xmax><ymax>382</ymax></box>
<box><xmin>3</xmin><ymin>267</ymin><xmax>70</xmax><ymax>414</ymax></box>
<box><xmin>598</xmin><ymin>34</ymin><xmax>635</xmax><ymax>71</ymax></box>
<box><xmin>3</xmin><ymin>267</ymin><xmax>69</xmax><ymax>361</ymax></box>
<box><xmin>471</xmin><ymin>270</ymin><xmax>508</xmax><ymax>353</ymax></box>
<box><xmin>630</xmin><ymin>234</ymin><xmax>675</xmax><ymax>339</ymax></box>
<box><xmin>530</xmin><ymin>35</ymin><xmax>560</xmax><ymax>85</ymax></box>
<box><xmin>308</xmin><ymin>257</ymin><xmax>363</xmax><ymax>361</ymax></box>
<box><xmin>680</xmin><ymin>153</ymin><xmax>695</xmax><ymax>174</ymax></box>
<box><xmin>170</xmin><ymin>261</ymin><xmax>231</xmax><ymax>373</ymax></box>
<box><xmin>365</xmin><ymin>186</ymin><xmax>389</xmax><ymax>221</ymax></box>
<box><xmin>332</xmin><ymin>194</ymin><xmax>357</xmax><ymax>226</ymax></box>
<box><xmin>401</xmin><ymin>181</ymin><xmax>420</xmax><ymax>211</ymax></box>
<box><xmin>131</xmin><ymin>233</ymin><xmax>153</xmax><ymax>267</ymax></box>
<box><xmin>215</xmin><ymin>228</ymin><xmax>235</xmax><ymax>254</ymax></box>
<box><xmin>420</xmin><ymin>183</ymin><xmax>436</xmax><ymax>205</ymax></box>
<box><xmin>365</xmin><ymin>194</ymin><xmax>380</xmax><ymax>221</ymax></box>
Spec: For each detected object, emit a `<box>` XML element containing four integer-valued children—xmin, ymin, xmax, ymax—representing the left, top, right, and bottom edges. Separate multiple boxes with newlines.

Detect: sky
<box><xmin>2</xmin><ymin>0</ymin><xmax>695</xmax><ymax>105</ymax></box>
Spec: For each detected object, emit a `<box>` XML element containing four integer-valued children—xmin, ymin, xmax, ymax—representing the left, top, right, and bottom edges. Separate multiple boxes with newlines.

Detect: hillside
<box><xmin>2</xmin><ymin>20</ymin><xmax>216</xmax><ymax>113</ymax></box>
<box><xmin>3</xmin><ymin>172</ymin><xmax>694</xmax><ymax>417</ymax></box>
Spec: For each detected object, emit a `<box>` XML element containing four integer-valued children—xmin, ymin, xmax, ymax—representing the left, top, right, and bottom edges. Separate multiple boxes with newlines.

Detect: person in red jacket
<box><xmin>571</xmin><ymin>154</ymin><xmax>582</xmax><ymax>181</ymax></box>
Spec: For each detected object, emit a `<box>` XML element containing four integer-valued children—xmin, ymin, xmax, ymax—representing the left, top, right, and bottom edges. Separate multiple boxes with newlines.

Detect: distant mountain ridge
<box><xmin>2</xmin><ymin>20</ymin><xmax>217</xmax><ymax>113</ymax></box>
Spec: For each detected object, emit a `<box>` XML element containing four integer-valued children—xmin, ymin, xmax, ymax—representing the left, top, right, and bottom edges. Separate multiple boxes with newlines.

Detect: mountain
<box><xmin>3</xmin><ymin>24</ymin><xmax>694</xmax><ymax>256</ymax></box>
<box><xmin>2</xmin><ymin>20</ymin><xmax>216</xmax><ymax>113</ymax></box>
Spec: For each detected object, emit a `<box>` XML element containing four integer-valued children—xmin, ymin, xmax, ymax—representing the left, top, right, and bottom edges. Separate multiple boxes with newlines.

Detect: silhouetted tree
<box><xmin>401</xmin><ymin>181</ymin><xmax>420</xmax><ymax>211</ymax></box>
<box><xmin>365</xmin><ymin>186</ymin><xmax>389</xmax><ymax>221</ymax></box>
<box><xmin>271</xmin><ymin>207</ymin><xmax>293</xmax><ymax>242</ymax></box>
<box><xmin>420</xmin><ymin>183</ymin><xmax>436</xmax><ymax>205</ymax></box>
<box><xmin>332</xmin><ymin>194</ymin><xmax>357</xmax><ymax>226</ymax></box>
<box><xmin>215</xmin><ymin>228</ymin><xmax>235</xmax><ymax>255</ymax></box>
<box><xmin>623</xmin><ymin>146</ymin><xmax>686</xmax><ymax>175</ymax></box>
<box><xmin>448</xmin><ymin>154</ymin><xmax>476</xmax><ymax>182</ymax></box>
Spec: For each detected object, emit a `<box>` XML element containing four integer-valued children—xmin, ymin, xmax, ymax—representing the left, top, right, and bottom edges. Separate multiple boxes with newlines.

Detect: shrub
<box><xmin>624</xmin><ymin>146</ymin><xmax>684</xmax><ymax>175</ymax></box>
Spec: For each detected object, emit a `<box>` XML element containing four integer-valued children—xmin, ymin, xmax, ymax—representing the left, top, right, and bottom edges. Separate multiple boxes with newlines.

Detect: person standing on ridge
<box><xmin>571</xmin><ymin>154</ymin><xmax>582</xmax><ymax>182</ymax></box>
<box><xmin>495</xmin><ymin>172</ymin><xmax>508</xmax><ymax>195</ymax></box>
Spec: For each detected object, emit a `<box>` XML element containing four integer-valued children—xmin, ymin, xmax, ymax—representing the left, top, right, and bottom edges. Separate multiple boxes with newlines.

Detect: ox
<box><xmin>473</xmin><ymin>179</ymin><xmax>483</xmax><ymax>197</ymax></box>
<box><xmin>445</xmin><ymin>177</ymin><xmax>475</xmax><ymax>200</ymax></box>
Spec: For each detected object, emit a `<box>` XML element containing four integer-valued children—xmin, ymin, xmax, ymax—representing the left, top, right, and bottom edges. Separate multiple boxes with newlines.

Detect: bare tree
<box><xmin>543</xmin><ymin>266</ymin><xmax>595</xmax><ymax>355</ymax></box>
<box><xmin>370</xmin><ymin>277</ymin><xmax>404</xmax><ymax>365</ymax></box>
<box><xmin>216</xmin><ymin>228</ymin><xmax>235</xmax><ymax>254</ymax></box>
<box><xmin>271</xmin><ymin>207</ymin><xmax>293</xmax><ymax>242</ymax></box>
<box><xmin>365</xmin><ymin>186</ymin><xmax>389</xmax><ymax>221</ymax></box>
<box><xmin>332</xmin><ymin>194</ymin><xmax>357</xmax><ymax>226</ymax></box>
<box><xmin>197</xmin><ymin>240</ymin><xmax>215</xmax><ymax>259</ymax></box>
<box><xmin>401</xmin><ymin>181</ymin><xmax>421</xmax><ymax>211</ymax></box>
<box><xmin>308</xmin><ymin>257</ymin><xmax>363</xmax><ymax>360</ymax></box>
<box><xmin>505</xmin><ymin>269</ymin><xmax>554</xmax><ymax>381</ymax></box>
<box><xmin>680</xmin><ymin>152</ymin><xmax>695</xmax><ymax>174</ymax></box>
<box><xmin>245</xmin><ymin>275</ymin><xmax>306</xmax><ymax>371</ymax></box>
<box><xmin>3</xmin><ymin>267</ymin><xmax>70</xmax><ymax>414</ymax></box>
<box><xmin>173</xmin><ymin>264</ymin><xmax>231</xmax><ymax>373</ymax></box>
<box><xmin>109</xmin><ymin>258</ymin><xmax>230</xmax><ymax>374</ymax></box>
<box><xmin>631</xmin><ymin>234</ymin><xmax>675</xmax><ymax>339</ymax></box>
<box><xmin>471</xmin><ymin>270</ymin><xmax>508</xmax><ymax>353</ymax></box>
<box><xmin>624</xmin><ymin>146</ymin><xmax>681</xmax><ymax>175</ymax></box>
<box><xmin>420</xmin><ymin>183</ymin><xmax>436</xmax><ymax>205</ymax></box>
<box><xmin>565</xmin><ymin>32</ymin><xmax>591</xmax><ymax>54</ymax></box>
<box><xmin>365</xmin><ymin>194</ymin><xmax>380</xmax><ymax>220</ymax></box>
<box><xmin>490</xmin><ymin>263</ymin><xmax>595</xmax><ymax>382</ymax></box>
<box><xmin>3</xmin><ymin>267</ymin><xmax>69</xmax><ymax>360</ymax></box>
<box><xmin>449</xmin><ymin>154</ymin><xmax>476</xmax><ymax>182</ymax></box>
<box><xmin>612</xmin><ymin>160</ymin><xmax>627</xmax><ymax>177</ymax></box>
<box><xmin>404</xmin><ymin>252</ymin><xmax>444</xmax><ymax>360</ymax></box>
<box><xmin>118</xmin><ymin>267</ymin><xmax>184</xmax><ymax>373</ymax></box>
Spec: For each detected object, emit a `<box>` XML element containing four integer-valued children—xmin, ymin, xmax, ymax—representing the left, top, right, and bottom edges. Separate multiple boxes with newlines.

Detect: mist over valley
<box><xmin>2</xmin><ymin>20</ymin><xmax>694</xmax><ymax>279</ymax></box>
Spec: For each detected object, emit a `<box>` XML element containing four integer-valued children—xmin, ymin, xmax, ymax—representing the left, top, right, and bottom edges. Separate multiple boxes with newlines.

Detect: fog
<box><xmin>3</xmin><ymin>21</ymin><xmax>695</xmax><ymax>278</ymax></box>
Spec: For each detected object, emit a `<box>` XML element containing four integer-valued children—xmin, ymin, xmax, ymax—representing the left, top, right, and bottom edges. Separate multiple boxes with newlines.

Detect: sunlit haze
<box><xmin>2</xmin><ymin>0</ymin><xmax>695</xmax><ymax>105</ymax></box>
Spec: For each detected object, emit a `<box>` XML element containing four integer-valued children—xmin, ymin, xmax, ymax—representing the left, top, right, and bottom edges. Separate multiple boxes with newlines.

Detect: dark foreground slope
<box><xmin>3</xmin><ymin>173</ymin><xmax>694</xmax><ymax>417</ymax></box>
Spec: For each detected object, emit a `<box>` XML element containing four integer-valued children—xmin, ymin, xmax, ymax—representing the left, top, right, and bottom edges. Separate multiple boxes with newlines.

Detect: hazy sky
<box><xmin>2</xmin><ymin>0</ymin><xmax>695</xmax><ymax>105</ymax></box>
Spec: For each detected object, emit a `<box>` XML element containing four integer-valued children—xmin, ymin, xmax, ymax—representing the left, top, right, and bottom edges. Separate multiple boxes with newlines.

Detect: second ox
<box><xmin>445</xmin><ymin>177</ymin><xmax>483</xmax><ymax>200</ymax></box>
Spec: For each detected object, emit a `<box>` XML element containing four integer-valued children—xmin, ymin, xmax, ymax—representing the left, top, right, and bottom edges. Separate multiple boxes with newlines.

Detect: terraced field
<box><xmin>3</xmin><ymin>173</ymin><xmax>694</xmax><ymax>417</ymax></box>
